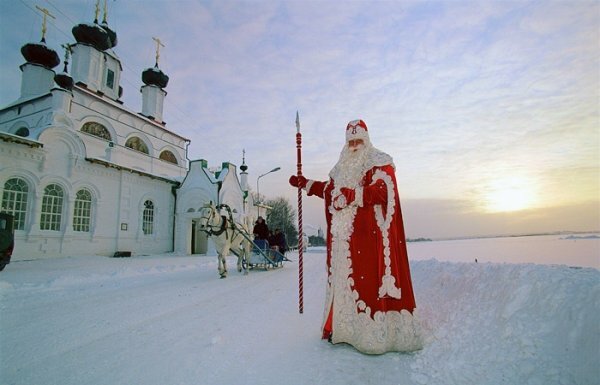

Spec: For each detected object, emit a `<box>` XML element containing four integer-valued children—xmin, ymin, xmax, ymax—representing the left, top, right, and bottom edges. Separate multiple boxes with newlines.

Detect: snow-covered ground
<box><xmin>1</xmin><ymin>236</ymin><xmax>599</xmax><ymax>385</ymax></box>
<box><xmin>407</xmin><ymin>233</ymin><xmax>600</xmax><ymax>269</ymax></box>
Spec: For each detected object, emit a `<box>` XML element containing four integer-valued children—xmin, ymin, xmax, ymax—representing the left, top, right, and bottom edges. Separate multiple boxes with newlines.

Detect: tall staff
<box><xmin>296</xmin><ymin>111</ymin><xmax>304</xmax><ymax>314</ymax></box>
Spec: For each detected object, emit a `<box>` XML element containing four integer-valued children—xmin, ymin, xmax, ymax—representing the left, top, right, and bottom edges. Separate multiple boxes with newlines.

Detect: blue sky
<box><xmin>0</xmin><ymin>0</ymin><xmax>598</xmax><ymax>238</ymax></box>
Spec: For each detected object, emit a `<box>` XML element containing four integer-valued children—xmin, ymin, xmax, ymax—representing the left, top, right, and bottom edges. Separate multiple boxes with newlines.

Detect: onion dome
<box><xmin>54</xmin><ymin>45</ymin><xmax>73</xmax><ymax>90</ymax></box>
<box><xmin>72</xmin><ymin>22</ymin><xmax>111</xmax><ymax>51</ymax></box>
<box><xmin>240</xmin><ymin>150</ymin><xmax>248</xmax><ymax>172</ymax></box>
<box><xmin>20</xmin><ymin>41</ymin><xmax>59</xmax><ymax>69</ymax></box>
<box><xmin>54</xmin><ymin>72</ymin><xmax>74</xmax><ymax>90</ymax></box>
<box><xmin>100</xmin><ymin>21</ymin><xmax>118</xmax><ymax>49</ymax></box>
<box><xmin>142</xmin><ymin>65</ymin><xmax>169</xmax><ymax>88</ymax></box>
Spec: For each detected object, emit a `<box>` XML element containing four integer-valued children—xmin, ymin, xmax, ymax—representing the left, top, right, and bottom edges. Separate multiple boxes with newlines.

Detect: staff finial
<box><xmin>35</xmin><ymin>5</ymin><xmax>56</xmax><ymax>43</ymax></box>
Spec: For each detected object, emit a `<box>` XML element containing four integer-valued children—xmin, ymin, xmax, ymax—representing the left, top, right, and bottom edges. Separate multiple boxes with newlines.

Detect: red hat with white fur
<box><xmin>346</xmin><ymin>119</ymin><xmax>369</xmax><ymax>142</ymax></box>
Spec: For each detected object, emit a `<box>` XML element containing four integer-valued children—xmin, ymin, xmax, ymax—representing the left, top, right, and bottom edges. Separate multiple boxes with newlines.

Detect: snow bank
<box><xmin>0</xmin><ymin>251</ymin><xmax>598</xmax><ymax>385</ymax></box>
<box><xmin>411</xmin><ymin>260</ymin><xmax>599</xmax><ymax>384</ymax></box>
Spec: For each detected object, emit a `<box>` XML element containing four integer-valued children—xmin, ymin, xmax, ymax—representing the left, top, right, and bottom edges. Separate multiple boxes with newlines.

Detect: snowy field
<box><xmin>1</xmin><ymin>236</ymin><xmax>599</xmax><ymax>385</ymax></box>
<box><xmin>407</xmin><ymin>233</ymin><xmax>600</xmax><ymax>269</ymax></box>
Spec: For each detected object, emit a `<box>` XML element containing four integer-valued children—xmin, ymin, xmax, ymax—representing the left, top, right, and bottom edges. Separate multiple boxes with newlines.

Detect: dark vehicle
<box><xmin>0</xmin><ymin>213</ymin><xmax>15</xmax><ymax>271</ymax></box>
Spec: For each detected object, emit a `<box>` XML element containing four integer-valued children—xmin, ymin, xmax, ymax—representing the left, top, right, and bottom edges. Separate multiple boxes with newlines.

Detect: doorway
<box><xmin>191</xmin><ymin>220</ymin><xmax>208</xmax><ymax>254</ymax></box>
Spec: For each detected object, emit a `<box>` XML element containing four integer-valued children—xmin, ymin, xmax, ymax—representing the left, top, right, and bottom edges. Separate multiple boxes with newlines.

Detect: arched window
<box><xmin>126</xmin><ymin>137</ymin><xmax>149</xmax><ymax>154</ymax></box>
<box><xmin>1</xmin><ymin>177</ymin><xmax>29</xmax><ymax>230</ymax></box>
<box><xmin>15</xmin><ymin>127</ymin><xmax>30</xmax><ymax>137</ymax></box>
<box><xmin>159</xmin><ymin>150</ymin><xmax>178</xmax><ymax>165</ymax></box>
<box><xmin>40</xmin><ymin>184</ymin><xmax>64</xmax><ymax>231</ymax></box>
<box><xmin>81</xmin><ymin>122</ymin><xmax>112</xmax><ymax>141</ymax></box>
<box><xmin>142</xmin><ymin>200</ymin><xmax>154</xmax><ymax>235</ymax></box>
<box><xmin>73</xmin><ymin>189</ymin><xmax>92</xmax><ymax>232</ymax></box>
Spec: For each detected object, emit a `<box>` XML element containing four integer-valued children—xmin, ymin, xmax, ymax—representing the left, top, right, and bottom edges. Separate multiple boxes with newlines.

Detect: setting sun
<box><xmin>482</xmin><ymin>177</ymin><xmax>538</xmax><ymax>213</ymax></box>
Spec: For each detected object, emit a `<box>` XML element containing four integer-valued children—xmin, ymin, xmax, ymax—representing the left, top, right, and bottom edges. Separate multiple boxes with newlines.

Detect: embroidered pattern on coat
<box><xmin>325</xmin><ymin>168</ymin><xmax>423</xmax><ymax>354</ymax></box>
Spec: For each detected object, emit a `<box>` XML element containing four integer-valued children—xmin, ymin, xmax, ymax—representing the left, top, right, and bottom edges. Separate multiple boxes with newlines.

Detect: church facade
<box><xmin>0</xmin><ymin>9</ymin><xmax>254</xmax><ymax>260</ymax></box>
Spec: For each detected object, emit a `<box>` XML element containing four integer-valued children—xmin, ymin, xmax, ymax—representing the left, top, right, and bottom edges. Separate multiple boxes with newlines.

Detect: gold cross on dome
<box><xmin>94</xmin><ymin>0</ymin><xmax>101</xmax><ymax>22</ymax></box>
<box><xmin>35</xmin><ymin>5</ymin><xmax>56</xmax><ymax>41</ymax></box>
<box><xmin>102</xmin><ymin>0</ymin><xmax>108</xmax><ymax>23</ymax></box>
<box><xmin>61</xmin><ymin>43</ymin><xmax>72</xmax><ymax>61</ymax></box>
<box><xmin>152</xmin><ymin>37</ymin><xmax>165</xmax><ymax>66</ymax></box>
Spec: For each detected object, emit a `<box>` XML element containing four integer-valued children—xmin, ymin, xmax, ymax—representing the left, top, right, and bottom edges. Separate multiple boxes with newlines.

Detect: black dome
<box><xmin>72</xmin><ymin>22</ymin><xmax>111</xmax><ymax>51</ymax></box>
<box><xmin>101</xmin><ymin>22</ymin><xmax>118</xmax><ymax>48</ymax></box>
<box><xmin>142</xmin><ymin>66</ymin><xmax>169</xmax><ymax>88</ymax></box>
<box><xmin>20</xmin><ymin>42</ymin><xmax>60</xmax><ymax>69</ymax></box>
<box><xmin>54</xmin><ymin>72</ymin><xmax>74</xmax><ymax>90</ymax></box>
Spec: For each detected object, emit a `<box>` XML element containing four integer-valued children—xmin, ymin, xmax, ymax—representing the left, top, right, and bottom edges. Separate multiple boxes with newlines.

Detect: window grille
<box><xmin>81</xmin><ymin>122</ymin><xmax>112</xmax><ymax>141</ymax></box>
<box><xmin>1</xmin><ymin>177</ymin><xmax>28</xmax><ymax>230</ymax></box>
<box><xmin>73</xmin><ymin>189</ymin><xmax>92</xmax><ymax>232</ymax></box>
<box><xmin>126</xmin><ymin>137</ymin><xmax>149</xmax><ymax>154</ymax></box>
<box><xmin>159</xmin><ymin>150</ymin><xmax>178</xmax><ymax>164</ymax></box>
<box><xmin>142</xmin><ymin>200</ymin><xmax>154</xmax><ymax>235</ymax></box>
<box><xmin>40</xmin><ymin>184</ymin><xmax>64</xmax><ymax>231</ymax></box>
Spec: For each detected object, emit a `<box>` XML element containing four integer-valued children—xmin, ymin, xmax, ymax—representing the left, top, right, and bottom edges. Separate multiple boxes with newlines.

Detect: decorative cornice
<box><xmin>85</xmin><ymin>157</ymin><xmax>180</xmax><ymax>185</ymax></box>
<box><xmin>0</xmin><ymin>131</ymin><xmax>44</xmax><ymax>148</ymax></box>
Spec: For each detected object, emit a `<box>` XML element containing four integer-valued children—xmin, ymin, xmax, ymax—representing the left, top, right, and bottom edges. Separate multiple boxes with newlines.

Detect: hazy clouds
<box><xmin>0</xmin><ymin>0</ymin><xmax>597</xmax><ymax>238</ymax></box>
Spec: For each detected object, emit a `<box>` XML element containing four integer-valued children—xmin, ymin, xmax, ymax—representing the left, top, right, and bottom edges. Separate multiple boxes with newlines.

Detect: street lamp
<box><xmin>257</xmin><ymin>166</ymin><xmax>281</xmax><ymax>216</ymax></box>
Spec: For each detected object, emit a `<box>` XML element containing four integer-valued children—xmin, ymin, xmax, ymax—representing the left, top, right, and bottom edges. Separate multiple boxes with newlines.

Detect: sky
<box><xmin>0</xmin><ymin>0</ymin><xmax>598</xmax><ymax>239</ymax></box>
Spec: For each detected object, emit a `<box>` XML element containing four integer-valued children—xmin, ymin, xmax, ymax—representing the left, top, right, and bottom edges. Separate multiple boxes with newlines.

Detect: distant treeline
<box><xmin>407</xmin><ymin>237</ymin><xmax>433</xmax><ymax>242</ymax></box>
<box><xmin>307</xmin><ymin>236</ymin><xmax>433</xmax><ymax>244</ymax></box>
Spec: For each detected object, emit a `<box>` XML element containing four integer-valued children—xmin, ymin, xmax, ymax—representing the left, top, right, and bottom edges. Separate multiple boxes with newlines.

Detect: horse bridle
<box><xmin>199</xmin><ymin>207</ymin><xmax>228</xmax><ymax>237</ymax></box>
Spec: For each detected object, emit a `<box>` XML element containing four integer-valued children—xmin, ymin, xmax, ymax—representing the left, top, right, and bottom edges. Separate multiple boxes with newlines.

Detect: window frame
<box><xmin>73</xmin><ymin>188</ymin><xmax>92</xmax><ymax>232</ymax></box>
<box><xmin>1</xmin><ymin>177</ymin><xmax>29</xmax><ymax>230</ymax></box>
<box><xmin>40</xmin><ymin>184</ymin><xmax>64</xmax><ymax>231</ymax></box>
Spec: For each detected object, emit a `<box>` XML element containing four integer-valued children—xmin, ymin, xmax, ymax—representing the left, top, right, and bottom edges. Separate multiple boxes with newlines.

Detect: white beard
<box><xmin>330</xmin><ymin>138</ymin><xmax>395</xmax><ymax>187</ymax></box>
<box><xmin>330</xmin><ymin>145</ymin><xmax>370</xmax><ymax>189</ymax></box>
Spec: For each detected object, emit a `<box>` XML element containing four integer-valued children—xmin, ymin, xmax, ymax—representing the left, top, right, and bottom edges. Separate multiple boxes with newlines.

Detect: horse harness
<box><xmin>199</xmin><ymin>205</ymin><xmax>235</xmax><ymax>239</ymax></box>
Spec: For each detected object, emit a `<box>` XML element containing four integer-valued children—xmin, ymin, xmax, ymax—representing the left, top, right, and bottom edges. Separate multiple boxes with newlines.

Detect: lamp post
<box><xmin>256</xmin><ymin>166</ymin><xmax>280</xmax><ymax>216</ymax></box>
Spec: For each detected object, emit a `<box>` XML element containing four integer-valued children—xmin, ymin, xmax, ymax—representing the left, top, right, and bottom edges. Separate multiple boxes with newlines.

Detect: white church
<box><xmin>0</xmin><ymin>7</ymin><xmax>256</xmax><ymax>259</ymax></box>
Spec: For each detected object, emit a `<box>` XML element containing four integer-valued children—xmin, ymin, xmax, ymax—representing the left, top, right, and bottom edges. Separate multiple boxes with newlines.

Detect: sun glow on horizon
<box><xmin>481</xmin><ymin>176</ymin><xmax>539</xmax><ymax>213</ymax></box>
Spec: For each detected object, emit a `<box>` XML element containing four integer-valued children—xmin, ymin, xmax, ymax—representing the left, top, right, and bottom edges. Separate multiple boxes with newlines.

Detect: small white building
<box><xmin>0</xmin><ymin>10</ymin><xmax>254</xmax><ymax>259</ymax></box>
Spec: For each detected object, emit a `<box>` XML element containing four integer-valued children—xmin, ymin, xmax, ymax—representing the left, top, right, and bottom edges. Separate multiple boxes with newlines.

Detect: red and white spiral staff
<box><xmin>295</xmin><ymin>111</ymin><xmax>304</xmax><ymax>314</ymax></box>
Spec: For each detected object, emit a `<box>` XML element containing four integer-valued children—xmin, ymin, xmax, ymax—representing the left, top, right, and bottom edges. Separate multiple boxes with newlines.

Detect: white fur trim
<box><xmin>346</xmin><ymin>127</ymin><xmax>369</xmax><ymax>142</ymax></box>
<box><xmin>354</xmin><ymin>186</ymin><xmax>364</xmax><ymax>207</ymax></box>
<box><xmin>305</xmin><ymin>179</ymin><xmax>315</xmax><ymax>193</ymax></box>
<box><xmin>372</xmin><ymin>170</ymin><xmax>402</xmax><ymax>299</ymax></box>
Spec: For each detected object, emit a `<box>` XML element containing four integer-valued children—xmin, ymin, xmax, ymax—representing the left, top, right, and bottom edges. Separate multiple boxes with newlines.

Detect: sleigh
<box><xmin>245</xmin><ymin>239</ymin><xmax>289</xmax><ymax>270</ymax></box>
<box><xmin>198</xmin><ymin>202</ymin><xmax>291</xmax><ymax>277</ymax></box>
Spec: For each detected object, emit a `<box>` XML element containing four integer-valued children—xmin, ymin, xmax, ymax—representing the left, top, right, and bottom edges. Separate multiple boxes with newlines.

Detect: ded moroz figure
<box><xmin>289</xmin><ymin>119</ymin><xmax>424</xmax><ymax>354</ymax></box>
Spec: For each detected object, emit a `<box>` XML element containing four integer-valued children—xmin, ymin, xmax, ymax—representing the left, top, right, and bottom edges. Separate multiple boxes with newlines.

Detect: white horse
<box><xmin>197</xmin><ymin>203</ymin><xmax>253</xmax><ymax>278</ymax></box>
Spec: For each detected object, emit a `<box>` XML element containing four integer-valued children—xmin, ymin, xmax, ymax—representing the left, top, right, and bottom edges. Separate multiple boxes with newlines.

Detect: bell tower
<box><xmin>19</xmin><ymin>6</ymin><xmax>60</xmax><ymax>99</ymax></box>
<box><xmin>140</xmin><ymin>37</ymin><xmax>169</xmax><ymax>124</ymax></box>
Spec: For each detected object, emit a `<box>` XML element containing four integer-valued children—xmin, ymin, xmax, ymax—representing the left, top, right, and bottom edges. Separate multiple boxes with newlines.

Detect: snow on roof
<box><xmin>0</xmin><ymin>131</ymin><xmax>44</xmax><ymax>148</ymax></box>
